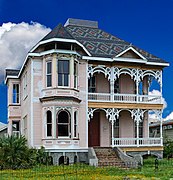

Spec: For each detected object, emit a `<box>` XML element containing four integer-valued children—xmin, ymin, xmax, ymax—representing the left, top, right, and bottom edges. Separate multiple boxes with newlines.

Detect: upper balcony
<box><xmin>88</xmin><ymin>65</ymin><xmax>163</xmax><ymax>106</ymax></box>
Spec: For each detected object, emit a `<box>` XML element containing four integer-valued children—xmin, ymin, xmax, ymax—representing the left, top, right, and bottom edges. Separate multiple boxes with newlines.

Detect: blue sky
<box><xmin>0</xmin><ymin>0</ymin><xmax>173</xmax><ymax>123</ymax></box>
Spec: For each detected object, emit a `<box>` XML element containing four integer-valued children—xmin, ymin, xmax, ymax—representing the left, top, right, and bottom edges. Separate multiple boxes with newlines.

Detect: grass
<box><xmin>0</xmin><ymin>158</ymin><xmax>173</xmax><ymax>179</ymax></box>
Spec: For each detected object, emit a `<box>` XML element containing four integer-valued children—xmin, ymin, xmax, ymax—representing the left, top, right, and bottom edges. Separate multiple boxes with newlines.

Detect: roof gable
<box><xmin>116</xmin><ymin>47</ymin><xmax>146</xmax><ymax>60</ymax></box>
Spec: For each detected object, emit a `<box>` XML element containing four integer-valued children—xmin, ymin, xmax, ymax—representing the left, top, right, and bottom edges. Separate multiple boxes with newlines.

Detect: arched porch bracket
<box><xmin>142</xmin><ymin>70</ymin><xmax>162</xmax><ymax>88</ymax></box>
<box><xmin>87</xmin><ymin>65</ymin><xmax>111</xmax><ymax>80</ymax></box>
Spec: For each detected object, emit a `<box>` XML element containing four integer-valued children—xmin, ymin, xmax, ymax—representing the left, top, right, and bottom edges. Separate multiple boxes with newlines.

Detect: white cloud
<box><xmin>148</xmin><ymin>89</ymin><xmax>167</xmax><ymax>122</ymax></box>
<box><xmin>163</xmin><ymin>112</ymin><xmax>173</xmax><ymax>121</ymax></box>
<box><xmin>0</xmin><ymin>21</ymin><xmax>51</xmax><ymax>81</ymax></box>
<box><xmin>149</xmin><ymin>89</ymin><xmax>167</xmax><ymax>109</ymax></box>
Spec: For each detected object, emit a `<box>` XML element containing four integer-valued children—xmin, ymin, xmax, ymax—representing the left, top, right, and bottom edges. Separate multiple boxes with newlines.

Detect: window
<box><xmin>74</xmin><ymin>111</ymin><xmax>77</xmax><ymax>138</ymax></box>
<box><xmin>57</xmin><ymin>110</ymin><xmax>70</xmax><ymax>137</ymax></box>
<box><xmin>114</xmin><ymin>79</ymin><xmax>119</xmax><ymax>93</ymax></box>
<box><xmin>114</xmin><ymin>118</ymin><xmax>119</xmax><ymax>138</ymax></box>
<box><xmin>13</xmin><ymin>84</ymin><xmax>19</xmax><ymax>103</ymax></box>
<box><xmin>12</xmin><ymin>121</ymin><xmax>20</xmax><ymax>136</ymax></box>
<box><xmin>58</xmin><ymin>60</ymin><xmax>69</xmax><ymax>86</ymax></box>
<box><xmin>135</xmin><ymin>121</ymin><xmax>143</xmax><ymax>138</ymax></box>
<box><xmin>46</xmin><ymin>61</ymin><xmax>52</xmax><ymax>87</ymax></box>
<box><xmin>74</xmin><ymin>62</ymin><xmax>78</xmax><ymax>88</ymax></box>
<box><xmin>23</xmin><ymin>72</ymin><xmax>27</xmax><ymax>99</ymax></box>
<box><xmin>47</xmin><ymin>111</ymin><xmax>52</xmax><ymax>137</ymax></box>
<box><xmin>88</xmin><ymin>76</ymin><xmax>96</xmax><ymax>92</ymax></box>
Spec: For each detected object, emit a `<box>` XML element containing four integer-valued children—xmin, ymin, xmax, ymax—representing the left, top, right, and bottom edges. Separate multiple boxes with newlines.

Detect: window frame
<box><xmin>23</xmin><ymin>72</ymin><xmax>27</xmax><ymax>100</ymax></box>
<box><xmin>46</xmin><ymin>110</ymin><xmax>52</xmax><ymax>137</ymax></box>
<box><xmin>46</xmin><ymin>61</ymin><xmax>52</xmax><ymax>88</ymax></box>
<box><xmin>57</xmin><ymin>110</ymin><xmax>71</xmax><ymax>138</ymax></box>
<box><xmin>74</xmin><ymin>111</ymin><xmax>78</xmax><ymax>138</ymax></box>
<box><xmin>57</xmin><ymin>60</ymin><xmax>70</xmax><ymax>87</ymax></box>
<box><xmin>12</xmin><ymin>83</ymin><xmax>20</xmax><ymax>104</ymax></box>
<box><xmin>74</xmin><ymin>61</ymin><xmax>78</xmax><ymax>89</ymax></box>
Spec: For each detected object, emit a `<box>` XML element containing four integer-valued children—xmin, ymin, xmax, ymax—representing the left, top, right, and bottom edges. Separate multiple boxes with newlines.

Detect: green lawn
<box><xmin>0</xmin><ymin>158</ymin><xmax>173</xmax><ymax>179</ymax></box>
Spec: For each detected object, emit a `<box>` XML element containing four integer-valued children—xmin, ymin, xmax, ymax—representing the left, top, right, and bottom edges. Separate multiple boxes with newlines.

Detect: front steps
<box><xmin>94</xmin><ymin>147</ymin><xmax>126</xmax><ymax>168</ymax></box>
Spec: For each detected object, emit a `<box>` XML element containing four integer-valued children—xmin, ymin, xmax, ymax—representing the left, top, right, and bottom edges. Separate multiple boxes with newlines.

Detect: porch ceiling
<box><xmin>88</xmin><ymin>102</ymin><xmax>163</xmax><ymax>110</ymax></box>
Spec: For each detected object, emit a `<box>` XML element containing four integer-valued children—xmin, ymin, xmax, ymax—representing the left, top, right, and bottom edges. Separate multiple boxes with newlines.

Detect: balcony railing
<box><xmin>88</xmin><ymin>93</ymin><xmax>162</xmax><ymax>104</ymax></box>
<box><xmin>112</xmin><ymin>138</ymin><xmax>162</xmax><ymax>147</ymax></box>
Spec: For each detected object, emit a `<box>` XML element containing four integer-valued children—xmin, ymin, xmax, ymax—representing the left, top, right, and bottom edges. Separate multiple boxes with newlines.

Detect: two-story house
<box><xmin>5</xmin><ymin>18</ymin><xmax>169</xmax><ymax>165</ymax></box>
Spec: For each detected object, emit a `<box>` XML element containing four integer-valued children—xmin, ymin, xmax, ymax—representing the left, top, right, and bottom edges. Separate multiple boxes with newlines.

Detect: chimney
<box><xmin>64</xmin><ymin>18</ymin><xmax>98</xmax><ymax>28</ymax></box>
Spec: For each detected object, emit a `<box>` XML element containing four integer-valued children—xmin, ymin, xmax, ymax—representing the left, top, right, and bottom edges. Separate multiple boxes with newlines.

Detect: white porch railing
<box><xmin>112</xmin><ymin>138</ymin><xmax>162</xmax><ymax>147</ymax></box>
<box><xmin>88</xmin><ymin>93</ymin><xmax>162</xmax><ymax>104</ymax></box>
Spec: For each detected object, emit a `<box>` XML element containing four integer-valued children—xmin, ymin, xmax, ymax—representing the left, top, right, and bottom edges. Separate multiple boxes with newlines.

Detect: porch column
<box><xmin>131</xmin><ymin>109</ymin><xmax>144</xmax><ymax>147</ymax></box>
<box><xmin>110</xmin><ymin>67</ymin><xmax>114</xmax><ymax>102</ymax></box>
<box><xmin>105</xmin><ymin>108</ymin><xmax>119</xmax><ymax>147</ymax></box>
<box><xmin>136</xmin><ymin>120</ymin><xmax>139</xmax><ymax>147</ymax></box>
<box><xmin>159</xmin><ymin>110</ymin><xmax>163</xmax><ymax>146</ymax></box>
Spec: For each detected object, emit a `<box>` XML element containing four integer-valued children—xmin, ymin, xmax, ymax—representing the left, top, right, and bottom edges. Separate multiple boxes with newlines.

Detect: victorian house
<box><xmin>5</xmin><ymin>18</ymin><xmax>169</xmax><ymax>165</ymax></box>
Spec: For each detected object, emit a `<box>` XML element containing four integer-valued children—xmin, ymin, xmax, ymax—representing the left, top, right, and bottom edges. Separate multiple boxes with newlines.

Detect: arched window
<box><xmin>47</xmin><ymin>111</ymin><xmax>52</xmax><ymax>137</ymax></box>
<box><xmin>57</xmin><ymin>110</ymin><xmax>70</xmax><ymax>137</ymax></box>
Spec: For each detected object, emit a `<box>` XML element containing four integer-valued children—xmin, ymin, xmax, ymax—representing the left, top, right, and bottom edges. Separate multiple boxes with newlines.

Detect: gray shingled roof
<box><xmin>42</xmin><ymin>24</ymin><xmax>74</xmax><ymax>41</ymax></box>
<box><xmin>40</xmin><ymin>19</ymin><xmax>167</xmax><ymax>64</ymax></box>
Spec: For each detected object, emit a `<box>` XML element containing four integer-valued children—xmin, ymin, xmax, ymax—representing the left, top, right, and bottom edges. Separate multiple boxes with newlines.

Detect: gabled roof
<box><xmin>42</xmin><ymin>23</ymin><xmax>74</xmax><ymax>41</ymax></box>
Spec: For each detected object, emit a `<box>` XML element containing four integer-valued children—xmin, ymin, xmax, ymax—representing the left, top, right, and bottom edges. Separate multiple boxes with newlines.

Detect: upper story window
<box><xmin>74</xmin><ymin>61</ymin><xmax>78</xmax><ymax>88</ymax></box>
<box><xmin>46</xmin><ymin>61</ymin><xmax>52</xmax><ymax>87</ymax></box>
<box><xmin>23</xmin><ymin>72</ymin><xmax>27</xmax><ymax>99</ymax></box>
<box><xmin>58</xmin><ymin>60</ymin><xmax>69</xmax><ymax>86</ymax></box>
<box><xmin>12</xmin><ymin>84</ymin><xmax>19</xmax><ymax>103</ymax></box>
<box><xmin>88</xmin><ymin>76</ymin><xmax>96</xmax><ymax>93</ymax></box>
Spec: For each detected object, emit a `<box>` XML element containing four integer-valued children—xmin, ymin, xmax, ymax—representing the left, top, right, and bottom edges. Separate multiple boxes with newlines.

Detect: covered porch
<box><xmin>88</xmin><ymin>108</ymin><xmax>163</xmax><ymax>148</ymax></box>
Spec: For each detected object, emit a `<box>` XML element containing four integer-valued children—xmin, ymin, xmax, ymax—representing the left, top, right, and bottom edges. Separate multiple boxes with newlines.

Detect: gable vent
<box><xmin>64</xmin><ymin>18</ymin><xmax>98</xmax><ymax>28</ymax></box>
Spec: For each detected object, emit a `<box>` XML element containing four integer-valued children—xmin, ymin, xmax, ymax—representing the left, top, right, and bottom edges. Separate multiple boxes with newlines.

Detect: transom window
<box><xmin>58</xmin><ymin>60</ymin><xmax>69</xmax><ymax>86</ymax></box>
<box><xmin>57</xmin><ymin>110</ymin><xmax>70</xmax><ymax>137</ymax></box>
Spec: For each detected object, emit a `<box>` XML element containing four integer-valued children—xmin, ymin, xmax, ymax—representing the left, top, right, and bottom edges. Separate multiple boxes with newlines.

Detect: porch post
<box><xmin>105</xmin><ymin>108</ymin><xmax>119</xmax><ymax>147</ymax></box>
<box><xmin>110</xmin><ymin>67</ymin><xmax>114</xmax><ymax>102</ymax></box>
<box><xmin>160</xmin><ymin>110</ymin><xmax>163</xmax><ymax>146</ymax></box>
<box><xmin>136</xmin><ymin>120</ymin><xmax>139</xmax><ymax>147</ymax></box>
<box><xmin>111</xmin><ymin>120</ymin><xmax>114</xmax><ymax>147</ymax></box>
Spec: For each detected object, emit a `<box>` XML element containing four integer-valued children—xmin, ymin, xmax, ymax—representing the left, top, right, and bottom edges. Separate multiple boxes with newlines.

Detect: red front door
<box><xmin>88</xmin><ymin>112</ymin><xmax>100</xmax><ymax>147</ymax></box>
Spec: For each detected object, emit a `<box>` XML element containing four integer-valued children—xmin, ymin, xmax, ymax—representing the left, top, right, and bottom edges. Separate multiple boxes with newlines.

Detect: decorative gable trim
<box><xmin>115</xmin><ymin>46</ymin><xmax>147</xmax><ymax>60</ymax></box>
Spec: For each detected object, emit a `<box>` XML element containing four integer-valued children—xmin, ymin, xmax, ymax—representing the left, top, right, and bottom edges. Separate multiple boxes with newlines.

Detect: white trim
<box><xmin>30</xmin><ymin>60</ymin><xmax>34</xmax><ymax>146</ymax></box>
<box><xmin>82</xmin><ymin>56</ymin><xmax>112</xmax><ymax>62</ymax></box>
<box><xmin>5</xmin><ymin>76</ymin><xmax>18</xmax><ymax>84</ymax></box>
<box><xmin>115</xmin><ymin>46</ymin><xmax>147</xmax><ymax>60</ymax></box>
<box><xmin>146</xmin><ymin>61</ymin><xmax>169</xmax><ymax>66</ymax></box>
<box><xmin>113</xmin><ymin>57</ymin><xmax>147</xmax><ymax>63</ymax></box>
<box><xmin>82</xmin><ymin>55</ymin><xmax>169</xmax><ymax>67</ymax></box>
<box><xmin>30</xmin><ymin>38</ymin><xmax>91</xmax><ymax>56</ymax></box>
<box><xmin>28</xmin><ymin>49</ymin><xmax>81</xmax><ymax>57</ymax></box>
